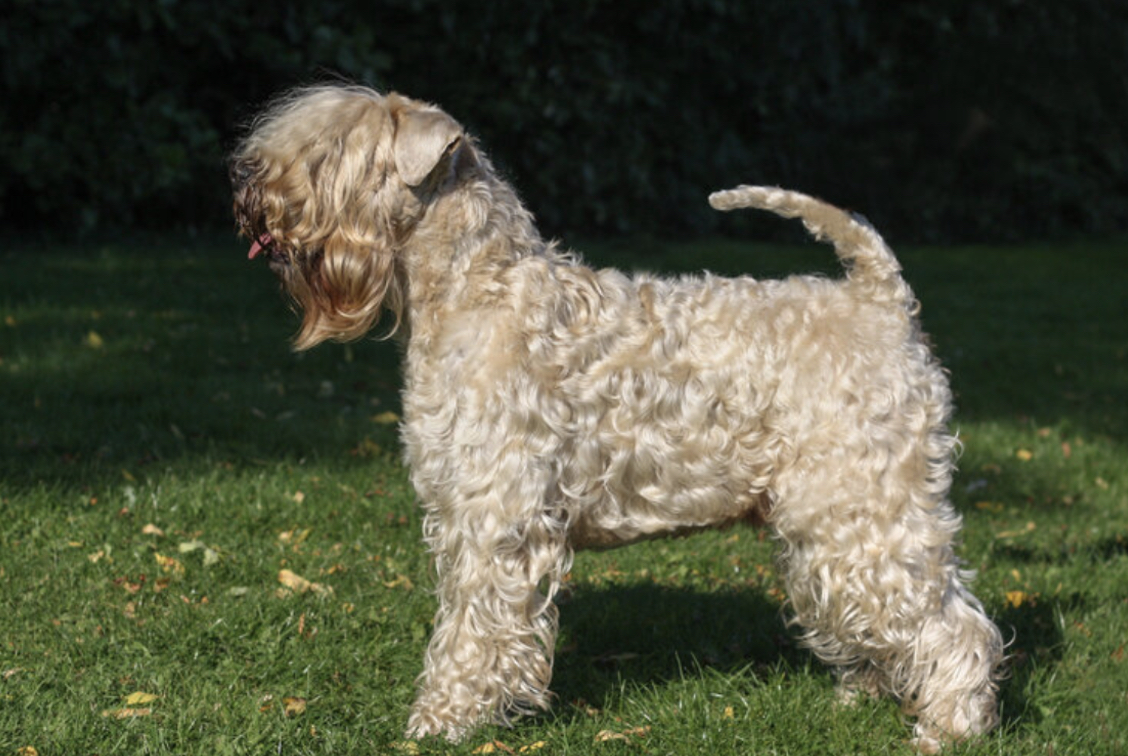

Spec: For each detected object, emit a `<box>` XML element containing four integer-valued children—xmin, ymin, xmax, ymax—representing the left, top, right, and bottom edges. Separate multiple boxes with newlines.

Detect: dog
<box><xmin>230</xmin><ymin>84</ymin><xmax>1003</xmax><ymax>752</ymax></box>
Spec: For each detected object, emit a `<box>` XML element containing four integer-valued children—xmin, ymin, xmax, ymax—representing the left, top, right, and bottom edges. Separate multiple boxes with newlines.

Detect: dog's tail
<box><xmin>708</xmin><ymin>185</ymin><xmax>912</xmax><ymax>307</ymax></box>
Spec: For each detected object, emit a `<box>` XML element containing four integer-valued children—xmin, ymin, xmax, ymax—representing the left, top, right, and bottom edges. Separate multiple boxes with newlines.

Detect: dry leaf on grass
<box><xmin>101</xmin><ymin>707</ymin><xmax>153</xmax><ymax>719</ymax></box>
<box><xmin>178</xmin><ymin>539</ymin><xmax>220</xmax><ymax>566</ymax></box>
<box><xmin>154</xmin><ymin>553</ymin><xmax>184</xmax><ymax>575</ymax></box>
<box><xmin>472</xmin><ymin>741</ymin><xmax>543</xmax><ymax>754</ymax></box>
<box><xmin>283</xmin><ymin>696</ymin><xmax>307</xmax><ymax>716</ymax></box>
<box><xmin>278</xmin><ymin>569</ymin><xmax>332</xmax><ymax>596</ymax></box>
<box><xmin>595</xmin><ymin>726</ymin><xmax>651</xmax><ymax>743</ymax></box>
<box><xmin>997</xmin><ymin>522</ymin><xmax>1037</xmax><ymax>539</ymax></box>
<box><xmin>124</xmin><ymin>691</ymin><xmax>158</xmax><ymax>705</ymax></box>
<box><xmin>278</xmin><ymin>528</ymin><xmax>311</xmax><ymax>545</ymax></box>
<box><xmin>382</xmin><ymin>574</ymin><xmax>414</xmax><ymax>591</ymax></box>
<box><xmin>1005</xmin><ymin>590</ymin><xmax>1038</xmax><ymax>609</ymax></box>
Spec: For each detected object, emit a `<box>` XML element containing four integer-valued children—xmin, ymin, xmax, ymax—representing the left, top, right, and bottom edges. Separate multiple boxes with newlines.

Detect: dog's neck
<box><xmin>398</xmin><ymin>151</ymin><xmax>551</xmax><ymax>340</ymax></box>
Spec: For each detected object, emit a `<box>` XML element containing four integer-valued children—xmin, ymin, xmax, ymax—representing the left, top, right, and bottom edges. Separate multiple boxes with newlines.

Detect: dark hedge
<box><xmin>2</xmin><ymin>0</ymin><xmax>1125</xmax><ymax>241</ymax></box>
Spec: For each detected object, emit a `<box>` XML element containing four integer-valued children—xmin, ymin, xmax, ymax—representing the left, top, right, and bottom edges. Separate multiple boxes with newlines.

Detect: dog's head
<box><xmin>230</xmin><ymin>86</ymin><xmax>464</xmax><ymax>348</ymax></box>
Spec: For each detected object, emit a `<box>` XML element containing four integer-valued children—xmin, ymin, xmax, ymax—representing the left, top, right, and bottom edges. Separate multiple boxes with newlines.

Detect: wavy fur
<box><xmin>231</xmin><ymin>85</ymin><xmax>1003</xmax><ymax>752</ymax></box>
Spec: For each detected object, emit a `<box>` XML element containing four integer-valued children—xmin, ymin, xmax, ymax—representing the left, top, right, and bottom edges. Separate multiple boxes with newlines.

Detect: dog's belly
<box><xmin>558</xmin><ymin>410</ymin><xmax>777</xmax><ymax>550</ymax></box>
<box><xmin>567</xmin><ymin>484</ymin><xmax>771</xmax><ymax>550</ymax></box>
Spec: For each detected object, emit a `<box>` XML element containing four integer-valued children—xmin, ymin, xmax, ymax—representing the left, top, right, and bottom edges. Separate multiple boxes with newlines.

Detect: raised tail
<box><xmin>709</xmin><ymin>185</ymin><xmax>911</xmax><ymax>306</ymax></box>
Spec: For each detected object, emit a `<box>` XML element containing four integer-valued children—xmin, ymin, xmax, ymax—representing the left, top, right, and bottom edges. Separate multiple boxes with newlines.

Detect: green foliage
<box><xmin>1</xmin><ymin>1</ymin><xmax>1126</xmax><ymax>240</ymax></box>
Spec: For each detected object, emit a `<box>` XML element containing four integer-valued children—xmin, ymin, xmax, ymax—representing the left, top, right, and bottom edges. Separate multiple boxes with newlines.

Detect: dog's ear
<box><xmin>393</xmin><ymin>108</ymin><xmax>463</xmax><ymax>187</ymax></box>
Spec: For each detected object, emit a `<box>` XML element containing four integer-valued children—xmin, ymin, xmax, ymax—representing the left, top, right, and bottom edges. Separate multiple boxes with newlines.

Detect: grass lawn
<box><xmin>1</xmin><ymin>232</ymin><xmax>1126</xmax><ymax>754</ymax></box>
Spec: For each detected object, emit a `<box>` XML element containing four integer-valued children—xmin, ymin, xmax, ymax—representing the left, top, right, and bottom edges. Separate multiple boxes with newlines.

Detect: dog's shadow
<box><xmin>549</xmin><ymin>580</ymin><xmax>1048</xmax><ymax>735</ymax></box>
<box><xmin>551</xmin><ymin>582</ymin><xmax>801</xmax><ymax>710</ymax></box>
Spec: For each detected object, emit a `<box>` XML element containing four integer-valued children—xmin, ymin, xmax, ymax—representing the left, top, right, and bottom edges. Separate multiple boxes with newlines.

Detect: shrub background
<box><xmin>2</xmin><ymin>0</ymin><xmax>1125</xmax><ymax>241</ymax></box>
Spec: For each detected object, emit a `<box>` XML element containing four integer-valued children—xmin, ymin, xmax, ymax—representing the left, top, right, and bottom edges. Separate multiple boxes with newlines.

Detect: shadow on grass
<box><xmin>993</xmin><ymin>596</ymin><xmax>1064</xmax><ymax>734</ymax></box>
<box><xmin>2</xmin><ymin>239</ymin><xmax>404</xmax><ymax>495</ymax></box>
<box><xmin>546</xmin><ymin>580</ymin><xmax>1065</xmax><ymax>745</ymax></box>
<box><xmin>552</xmin><ymin>582</ymin><xmax>805</xmax><ymax>709</ymax></box>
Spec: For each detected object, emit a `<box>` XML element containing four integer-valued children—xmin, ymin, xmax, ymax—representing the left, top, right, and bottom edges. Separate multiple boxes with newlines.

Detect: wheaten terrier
<box><xmin>230</xmin><ymin>85</ymin><xmax>1003</xmax><ymax>752</ymax></box>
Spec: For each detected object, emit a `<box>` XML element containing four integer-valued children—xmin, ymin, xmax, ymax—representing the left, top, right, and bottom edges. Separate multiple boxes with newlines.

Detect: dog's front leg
<box><xmin>406</xmin><ymin>496</ymin><xmax>570</xmax><ymax>741</ymax></box>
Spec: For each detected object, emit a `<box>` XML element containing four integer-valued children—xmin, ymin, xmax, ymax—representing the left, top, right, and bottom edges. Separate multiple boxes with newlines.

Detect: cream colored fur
<box><xmin>230</xmin><ymin>85</ymin><xmax>1003</xmax><ymax>752</ymax></box>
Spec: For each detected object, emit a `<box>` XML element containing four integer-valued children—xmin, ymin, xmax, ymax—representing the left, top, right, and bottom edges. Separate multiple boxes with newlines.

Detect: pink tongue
<box><xmin>248</xmin><ymin>233</ymin><xmax>272</xmax><ymax>260</ymax></box>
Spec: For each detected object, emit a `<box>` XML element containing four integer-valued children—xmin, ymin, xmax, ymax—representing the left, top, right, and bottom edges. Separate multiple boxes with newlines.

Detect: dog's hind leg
<box><xmin>772</xmin><ymin>460</ymin><xmax>1002</xmax><ymax>752</ymax></box>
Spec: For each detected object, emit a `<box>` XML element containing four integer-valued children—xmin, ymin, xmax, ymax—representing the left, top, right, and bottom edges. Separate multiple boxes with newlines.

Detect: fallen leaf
<box><xmin>283</xmin><ymin>696</ymin><xmax>307</xmax><ymax>717</ymax></box>
<box><xmin>594</xmin><ymin>731</ymin><xmax>627</xmax><ymax>742</ymax></box>
<box><xmin>372</xmin><ymin>411</ymin><xmax>400</xmax><ymax>424</ymax></box>
<box><xmin>382</xmin><ymin>574</ymin><xmax>415</xmax><ymax>591</ymax></box>
<box><xmin>278</xmin><ymin>528</ymin><xmax>311</xmax><ymax>545</ymax></box>
<box><xmin>87</xmin><ymin>549</ymin><xmax>106</xmax><ymax>563</ymax></box>
<box><xmin>116</xmin><ymin>576</ymin><xmax>144</xmax><ymax>594</ymax></box>
<box><xmin>1061</xmin><ymin>441</ymin><xmax>1072</xmax><ymax>459</ymax></box>
<box><xmin>297</xmin><ymin>612</ymin><xmax>318</xmax><ymax>640</ymax></box>
<box><xmin>519</xmin><ymin>742</ymin><xmax>547</xmax><ymax>753</ymax></box>
<box><xmin>278</xmin><ymin>569</ymin><xmax>332</xmax><ymax>596</ymax></box>
<box><xmin>389</xmin><ymin>742</ymin><xmax>421</xmax><ymax>754</ymax></box>
<box><xmin>141</xmin><ymin>523</ymin><xmax>165</xmax><ymax>537</ymax></box>
<box><xmin>17</xmin><ymin>748</ymin><xmax>38</xmax><ymax>756</ymax></box>
<box><xmin>85</xmin><ymin>331</ymin><xmax>104</xmax><ymax>349</ymax></box>
<box><xmin>595</xmin><ymin>726</ymin><xmax>650</xmax><ymax>743</ymax></box>
<box><xmin>125</xmin><ymin>691</ymin><xmax>159</xmax><ymax>705</ymax></box>
<box><xmin>178</xmin><ymin>540</ymin><xmax>220</xmax><ymax>566</ymax></box>
<box><xmin>101</xmin><ymin>707</ymin><xmax>152</xmax><ymax>719</ymax></box>
<box><xmin>1005</xmin><ymin>591</ymin><xmax>1027</xmax><ymax>609</ymax></box>
<box><xmin>1015</xmin><ymin>449</ymin><xmax>1033</xmax><ymax>461</ymax></box>
<box><xmin>3</xmin><ymin>668</ymin><xmax>22</xmax><ymax>680</ymax></box>
<box><xmin>997</xmin><ymin>522</ymin><xmax>1037</xmax><ymax>539</ymax></box>
<box><xmin>293</xmin><ymin>491</ymin><xmax>306</xmax><ymax>504</ymax></box>
<box><xmin>154</xmin><ymin>552</ymin><xmax>184</xmax><ymax>575</ymax></box>
<box><xmin>723</xmin><ymin>705</ymin><xmax>735</xmax><ymax>719</ymax></box>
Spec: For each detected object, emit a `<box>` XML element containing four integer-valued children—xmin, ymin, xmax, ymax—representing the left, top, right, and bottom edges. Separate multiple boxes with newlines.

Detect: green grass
<box><xmin>2</xmin><ymin>234</ymin><xmax>1126</xmax><ymax>755</ymax></box>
